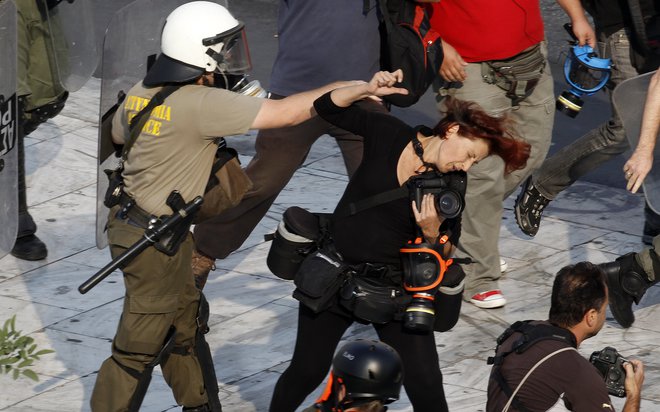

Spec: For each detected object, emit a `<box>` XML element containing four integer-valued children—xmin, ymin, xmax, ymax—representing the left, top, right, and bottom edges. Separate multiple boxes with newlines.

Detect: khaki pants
<box><xmin>435</xmin><ymin>43</ymin><xmax>555</xmax><ymax>296</ymax></box>
<box><xmin>91</xmin><ymin>212</ymin><xmax>208</xmax><ymax>411</ymax></box>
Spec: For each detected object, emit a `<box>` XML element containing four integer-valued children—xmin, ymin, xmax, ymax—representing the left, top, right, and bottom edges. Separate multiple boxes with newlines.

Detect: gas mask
<box><xmin>556</xmin><ymin>24</ymin><xmax>611</xmax><ymax>118</ymax></box>
<box><xmin>400</xmin><ymin>236</ymin><xmax>452</xmax><ymax>332</ymax></box>
<box><xmin>212</xmin><ymin>72</ymin><xmax>266</xmax><ymax>97</ymax></box>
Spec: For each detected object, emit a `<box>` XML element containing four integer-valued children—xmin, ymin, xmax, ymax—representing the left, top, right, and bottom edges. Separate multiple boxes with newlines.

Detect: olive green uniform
<box><xmin>90</xmin><ymin>81</ymin><xmax>262</xmax><ymax>411</ymax></box>
<box><xmin>16</xmin><ymin>0</ymin><xmax>67</xmax><ymax>111</ymax></box>
<box><xmin>12</xmin><ymin>0</ymin><xmax>68</xmax><ymax>256</ymax></box>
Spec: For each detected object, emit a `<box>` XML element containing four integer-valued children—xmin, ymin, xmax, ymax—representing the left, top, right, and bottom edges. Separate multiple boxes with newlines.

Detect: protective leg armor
<box><xmin>120</xmin><ymin>326</ymin><xmax>177</xmax><ymax>412</ymax></box>
<box><xmin>600</xmin><ymin>253</ymin><xmax>655</xmax><ymax>328</ymax></box>
<box><xmin>194</xmin><ymin>293</ymin><xmax>223</xmax><ymax>412</ymax></box>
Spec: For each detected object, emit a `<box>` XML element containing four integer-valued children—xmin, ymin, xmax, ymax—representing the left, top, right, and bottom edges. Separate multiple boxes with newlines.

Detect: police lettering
<box><xmin>124</xmin><ymin>95</ymin><xmax>171</xmax><ymax>137</ymax></box>
<box><xmin>0</xmin><ymin>95</ymin><xmax>17</xmax><ymax>156</ymax></box>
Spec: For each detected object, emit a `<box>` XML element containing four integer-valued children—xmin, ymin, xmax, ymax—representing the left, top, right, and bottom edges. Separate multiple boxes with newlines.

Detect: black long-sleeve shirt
<box><xmin>314</xmin><ymin>92</ymin><xmax>418</xmax><ymax>267</ymax></box>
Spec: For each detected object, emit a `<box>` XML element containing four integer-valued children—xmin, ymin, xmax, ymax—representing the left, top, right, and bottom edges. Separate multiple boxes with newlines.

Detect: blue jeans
<box><xmin>532</xmin><ymin>28</ymin><xmax>640</xmax><ymax>199</ymax></box>
<box><xmin>435</xmin><ymin>42</ymin><xmax>555</xmax><ymax>296</ymax></box>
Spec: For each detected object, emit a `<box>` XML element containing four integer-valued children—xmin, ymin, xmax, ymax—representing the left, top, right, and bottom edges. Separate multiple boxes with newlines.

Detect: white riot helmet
<box><xmin>143</xmin><ymin>1</ymin><xmax>252</xmax><ymax>87</ymax></box>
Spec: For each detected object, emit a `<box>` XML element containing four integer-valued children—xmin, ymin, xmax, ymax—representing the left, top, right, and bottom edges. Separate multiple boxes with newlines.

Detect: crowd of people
<box><xmin>6</xmin><ymin>0</ymin><xmax>660</xmax><ymax>410</ymax></box>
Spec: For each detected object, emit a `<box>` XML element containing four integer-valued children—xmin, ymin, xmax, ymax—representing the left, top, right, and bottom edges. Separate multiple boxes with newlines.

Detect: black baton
<box><xmin>78</xmin><ymin>196</ymin><xmax>203</xmax><ymax>294</ymax></box>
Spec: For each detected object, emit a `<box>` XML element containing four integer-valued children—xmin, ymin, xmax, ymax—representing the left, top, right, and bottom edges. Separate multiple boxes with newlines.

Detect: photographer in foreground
<box><xmin>269</xmin><ymin>71</ymin><xmax>531</xmax><ymax>411</ymax></box>
<box><xmin>487</xmin><ymin>262</ymin><xmax>645</xmax><ymax>412</ymax></box>
<box><xmin>304</xmin><ymin>340</ymin><xmax>403</xmax><ymax>412</ymax></box>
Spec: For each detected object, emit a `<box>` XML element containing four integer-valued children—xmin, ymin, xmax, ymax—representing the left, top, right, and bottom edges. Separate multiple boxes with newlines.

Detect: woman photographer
<box><xmin>269</xmin><ymin>70</ymin><xmax>531</xmax><ymax>411</ymax></box>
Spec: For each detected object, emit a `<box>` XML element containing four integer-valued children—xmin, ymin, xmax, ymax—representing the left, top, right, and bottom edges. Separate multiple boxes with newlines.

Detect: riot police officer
<box><xmin>90</xmin><ymin>2</ymin><xmax>368</xmax><ymax>411</ymax></box>
<box><xmin>12</xmin><ymin>0</ymin><xmax>70</xmax><ymax>260</ymax></box>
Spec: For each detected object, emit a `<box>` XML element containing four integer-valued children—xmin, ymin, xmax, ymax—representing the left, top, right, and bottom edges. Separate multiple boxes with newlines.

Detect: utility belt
<box><xmin>339</xmin><ymin>264</ymin><xmax>410</xmax><ymax>325</ymax></box>
<box><xmin>107</xmin><ymin>181</ymin><xmax>193</xmax><ymax>256</ymax></box>
<box><xmin>115</xmin><ymin>190</ymin><xmax>158</xmax><ymax>229</ymax></box>
<box><xmin>481</xmin><ymin>43</ymin><xmax>546</xmax><ymax>106</ymax></box>
<box><xmin>266</xmin><ymin>206</ymin><xmax>405</xmax><ymax>319</ymax></box>
<box><xmin>270</xmin><ymin>207</ymin><xmax>464</xmax><ymax>329</ymax></box>
<box><xmin>292</xmin><ymin>244</ymin><xmax>410</xmax><ymax>324</ymax></box>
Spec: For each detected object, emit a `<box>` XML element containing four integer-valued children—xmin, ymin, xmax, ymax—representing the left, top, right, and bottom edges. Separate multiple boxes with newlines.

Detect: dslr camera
<box><xmin>408</xmin><ymin>170</ymin><xmax>467</xmax><ymax>219</ymax></box>
<box><xmin>589</xmin><ymin>346</ymin><xmax>628</xmax><ymax>398</ymax></box>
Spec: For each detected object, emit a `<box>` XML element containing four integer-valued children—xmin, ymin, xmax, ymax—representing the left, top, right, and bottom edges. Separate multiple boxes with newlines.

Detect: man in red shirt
<box><xmin>426</xmin><ymin>0</ymin><xmax>555</xmax><ymax>308</ymax></box>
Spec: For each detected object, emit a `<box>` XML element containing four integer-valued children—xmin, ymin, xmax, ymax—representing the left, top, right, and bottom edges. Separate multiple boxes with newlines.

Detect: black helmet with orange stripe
<box><xmin>315</xmin><ymin>340</ymin><xmax>404</xmax><ymax>410</ymax></box>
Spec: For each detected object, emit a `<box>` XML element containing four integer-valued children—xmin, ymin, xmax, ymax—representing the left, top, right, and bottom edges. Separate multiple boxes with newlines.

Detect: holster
<box><xmin>103</xmin><ymin>167</ymin><xmax>125</xmax><ymax>208</ymax></box>
<box><xmin>114</xmin><ymin>190</ymin><xmax>192</xmax><ymax>256</ymax></box>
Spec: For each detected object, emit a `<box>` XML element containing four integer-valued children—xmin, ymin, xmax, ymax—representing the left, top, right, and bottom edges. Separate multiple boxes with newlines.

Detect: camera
<box><xmin>589</xmin><ymin>346</ymin><xmax>628</xmax><ymax>398</ymax></box>
<box><xmin>556</xmin><ymin>23</ymin><xmax>611</xmax><ymax>118</ymax></box>
<box><xmin>408</xmin><ymin>170</ymin><xmax>467</xmax><ymax>219</ymax></box>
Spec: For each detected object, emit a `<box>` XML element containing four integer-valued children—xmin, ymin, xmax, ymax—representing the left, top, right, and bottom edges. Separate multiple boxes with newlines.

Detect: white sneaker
<box><xmin>470</xmin><ymin>290</ymin><xmax>507</xmax><ymax>309</ymax></box>
<box><xmin>500</xmin><ymin>258</ymin><xmax>508</xmax><ymax>273</ymax></box>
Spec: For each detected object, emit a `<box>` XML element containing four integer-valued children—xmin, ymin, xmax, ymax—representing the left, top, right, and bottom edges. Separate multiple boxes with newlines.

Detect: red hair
<box><xmin>432</xmin><ymin>97</ymin><xmax>530</xmax><ymax>174</ymax></box>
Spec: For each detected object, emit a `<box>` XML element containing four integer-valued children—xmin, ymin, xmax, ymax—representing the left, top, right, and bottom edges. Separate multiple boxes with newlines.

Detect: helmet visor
<box><xmin>203</xmin><ymin>22</ymin><xmax>252</xmax><ymax>74</ymax></box>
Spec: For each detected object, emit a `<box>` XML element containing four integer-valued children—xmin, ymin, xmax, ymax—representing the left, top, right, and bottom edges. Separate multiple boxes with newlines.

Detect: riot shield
<box><xmin>612</xmin><ymin>71</ymin><xmax>660</xmax><ymax>214</ymax></box>
<box><xmin>95</xmin><ymin>0</ymin><xmax>228</xmax><ymax>248</ymax></box>
<box><xmin>42</xmin><ymin>0</ymin><xmax>98</xmax><ymax>92</ymax></box>
<box><xmin>0</xmin><ymin>0</ymin><xmax>18</xmax><ymax>259</ymax></box>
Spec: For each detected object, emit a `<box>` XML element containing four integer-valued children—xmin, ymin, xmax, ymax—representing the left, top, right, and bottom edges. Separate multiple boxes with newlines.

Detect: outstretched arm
<box><xmin>328</xmin><ymin>69</ymin><xmax>408</xmax><ymax>107</ymax></box>
<box><xmin>624</xmin><ymin>70</ymin><xmax>660</xmax><ymax>193</ymax></box>
<box><xmin>250</xmin><ymin>80</ymin><xmax>363</xmax><ymax>130</ymax></box>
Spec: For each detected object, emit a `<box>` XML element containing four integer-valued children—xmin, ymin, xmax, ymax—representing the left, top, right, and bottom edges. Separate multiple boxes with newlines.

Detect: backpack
<box><xmin>487</xmin><ymin>321</ymin><xmax>577</xmax><ymax>412</ymax></box>
<box><xmin>378</xmin><ymin>0</ymin><xmax>443</xmax><ymax>107</ymax></box>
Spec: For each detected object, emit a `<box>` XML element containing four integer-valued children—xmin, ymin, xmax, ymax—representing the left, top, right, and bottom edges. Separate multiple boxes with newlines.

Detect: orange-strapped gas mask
<box><xmin>400</xmin><ymin>235</ymin><xmax>452</xmax><ymax>332</ymax></box>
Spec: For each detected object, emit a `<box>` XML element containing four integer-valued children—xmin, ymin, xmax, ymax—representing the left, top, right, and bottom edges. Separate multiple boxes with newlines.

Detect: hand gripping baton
<box><xmin>78</xmin><ymin>196</ymin><xmax>204</xmax><ymax>294</ymax></box>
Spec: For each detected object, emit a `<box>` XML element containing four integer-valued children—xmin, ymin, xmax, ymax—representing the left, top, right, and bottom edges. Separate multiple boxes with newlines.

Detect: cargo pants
<box><xmin>435</xmin><ymin>42</ymin><xmax>555</xmax><ymax>297</ymax></box>
<box><xmin>90</xmin><ymin>211</ymin><xmax>208</xmax><ymax>411</ymax></box>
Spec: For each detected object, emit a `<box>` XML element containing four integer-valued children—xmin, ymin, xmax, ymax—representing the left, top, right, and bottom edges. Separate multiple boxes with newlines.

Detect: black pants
<box><xmin>269</xmin><ymin>304</ymin><xmax>449</xmax><ymax>412</ymax></box>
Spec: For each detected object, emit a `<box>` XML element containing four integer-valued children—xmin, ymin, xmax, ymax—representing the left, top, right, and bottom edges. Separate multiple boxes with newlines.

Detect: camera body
<box><xmin>408</xmin><ymin>170</ymin><xmax>467</xmax><ymax>219</ymax></box>
<box><xmin>589</xmin><ymin>346</ymin><xmax>628</xmax><ymax>398</ymax></box>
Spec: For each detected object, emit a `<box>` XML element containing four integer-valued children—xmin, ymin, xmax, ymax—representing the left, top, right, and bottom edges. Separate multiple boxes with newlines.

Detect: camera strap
<box><xmin>501</xmin><ymin>347</ymin><xmax>577</xmax><ymax>412</ymax></box>
<box><xmin>337</xmin><ymin>126</ymin><xmax>436</xmax><ymax>217</ymax></box>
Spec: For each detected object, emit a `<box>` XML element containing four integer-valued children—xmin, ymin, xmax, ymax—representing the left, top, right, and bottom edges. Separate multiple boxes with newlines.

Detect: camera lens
<box><xmin>556</xmin><ymin>90</ymin><xmax>584</xmax><ymax>118</ymax></box>
<box><xmin>435</xmin><ymin>190</ymin><xmax>463</xmax><ymax>219</ymax></box>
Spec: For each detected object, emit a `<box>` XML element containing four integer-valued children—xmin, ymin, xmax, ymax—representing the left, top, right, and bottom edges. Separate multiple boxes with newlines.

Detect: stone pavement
<box><xmin>1</xmin><ymin>75</ymin><xmax>660</xmax><ymax>411</ymax></box>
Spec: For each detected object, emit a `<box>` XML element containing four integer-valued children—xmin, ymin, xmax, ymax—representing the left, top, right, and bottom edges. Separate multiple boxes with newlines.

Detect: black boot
<box><xmin>599</xmin><ymin>253</ymin><xmax>653</xmax><ymax>328</ymax></box>
<box><xmin>11</xmin><ymin>213</ymin><xmax>47</xmax><ymax>261</ymax></box>
<box><xmin>11</xmin><ymin>103</ymin><xmax>47</xmax><ymax>261</ymax></box>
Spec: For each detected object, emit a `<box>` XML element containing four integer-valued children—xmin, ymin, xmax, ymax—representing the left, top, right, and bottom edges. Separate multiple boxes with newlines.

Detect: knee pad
<box><xmin>112</xmin><ymin>326</ymin><xmax>177</xmax><ymax>412</ymax></box>
<box><xmin>621</xmin><ymin>270</ymin><xmax>652</xmax><ymax>304</ymax></box>
<box><xmin>195</xmin><ymin>293</ymin><xmax>222</xmax><ymax>411</ymax></box>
